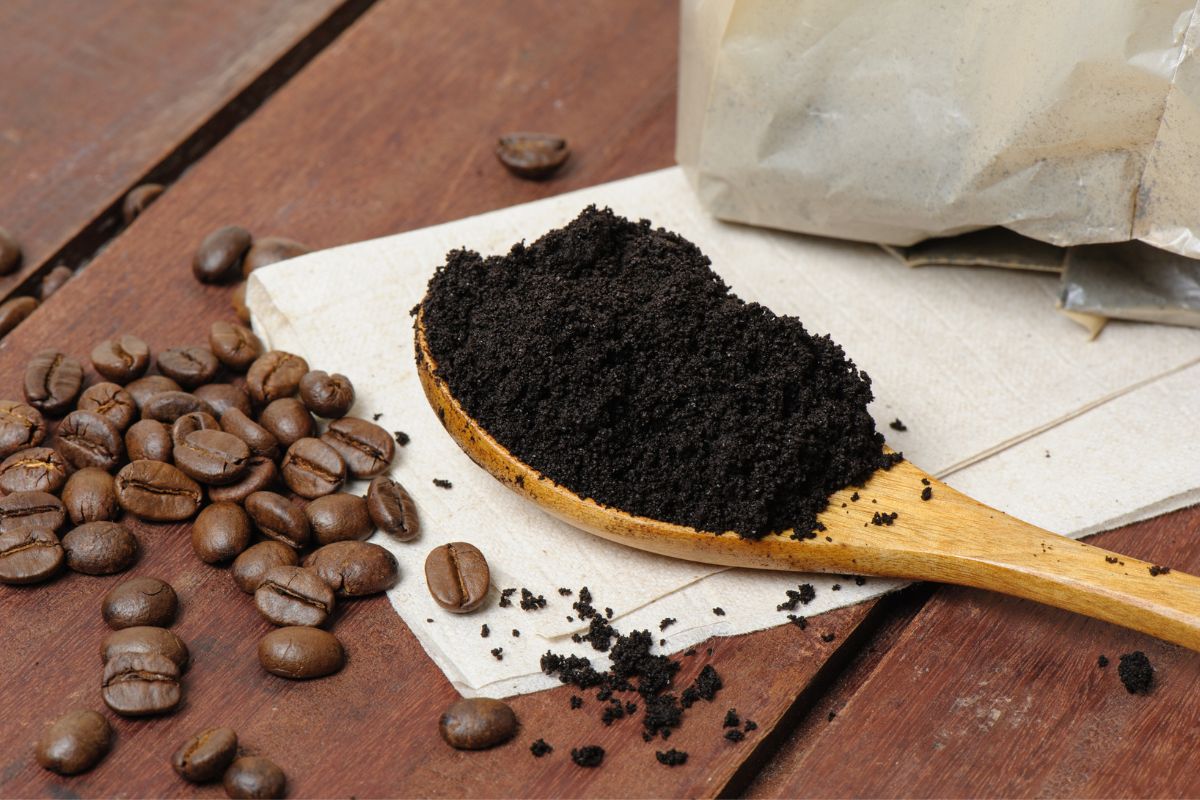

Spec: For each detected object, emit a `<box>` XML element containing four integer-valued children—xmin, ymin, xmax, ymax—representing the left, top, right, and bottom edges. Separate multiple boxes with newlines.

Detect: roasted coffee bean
<box><xmin>0</xmin><ymin>296</ymin><xmax>37</xmax><ymax>336</ymax></box>
<box><xmin>258</xmin><ymin>626</ymin><xmax>343</xmax><ymax>679</ymax></box>
<box><xmin>224</xmin><ymin>755</ymin><xmax>286</xmax><ymax>799</ymax></box>
<box><xmin>101</xmin><ymin>626</ymin><xmax>189</xmax><ymax>671</ymax></box>
<box><xmin>125</xmin><ymin>419</ymin><xmax>173</xmax><ymax>463</ymax></box>
<box><xmin>172</xmin><ymin>727</ymin><xmax>238</xmax><ymax>783</ymax></box>
<box><xmin>62</xmin><ymin>469</ymin><xmax>119</xmax><ymax>524</ymax></box>
<box><xmin>258</xmin><ymin>397</ymin><xmax>313</xmax><ymax>447</ymax></box>
<box><xmin>62</xmin><ymin>521</ymin><xmax>138</xmax><ymax>575</ymax></box>
<box><xmin>193</xmin><ymin>225</ymin><xmax>251</xmax><ymax>284</ymax></box>
<box><xmin>35</xmin><ymin>710</ymin><xmax>111</xmax><ymax>775</ymax></box>
<box><xmin>298</xmin><ymin>371</ymin><xmax>354</xmax><ymax>418</ymax></box>
<box><xmin>0</xmin><ymin>526</ymin><xmax>63</xmax><ymax>584</ymax></box>
<box><xmin>207</xmin><ymin>456</ymin><xmax>278</xmax><ymax>504</ymax></box>
<box><xmin>321</xmin><ymin>416</ymin><xmax>394</xmax><ymax>478</ymax></box>
<box><xmin>232</xmin><ymin>283</ymin><xmax>251</xmax><ymax>324</ymax></box>
<box><xmin>121</xmin><ymin>183</ymin><xmax>164</xmax><ymax>225</ymax></box>
<box><xmin>125</xmin><ymin>374</ymin><xmax>180</xmax><ymax>411</ymax></box>
<box><xmin>39</xmin><ymin>265</ymin><xmax>73</xmax><ymax>301</ymax></box>
<box><xmin>304</xmin><ymin>492</ymin><xmax>372</xmax><ymax>546</ymax></box>
<box><xmin>157</xmin><ymin>346</ymin><xmax>219</xmax><ymax>389</ymax></box>
<box><xmin>244</xmin><ymin>491</ymin><xmax>310</xmax><ymax>549</ymax></box>
<box><xmin>243</xmin><ymin>236</ymin><xmax>310</xmax><ymax>277</ymax></box>
<box><xmin>102</xmin><ymin>650</ymin><xmax>181</xmax><ymax>716</ymax></box>
<box><xmin>91</xmin><ymin>335</ymin><xmax>151</xmax><ymax>384</ymax></box>
<box><xmin>425</xmin><ymin>542</ymin><xmax>490</xmax><ymax>613</ymax></box>
<box><xmin>439</xmin><ymin>697</ymin><xmax>518</xmax><ymax>750</ymax></box>
<box><xmin>366</xmin><ymin>476</ymin><xmax>419</xmax><ymax>541</ymax></box>
<box><xmin>174</xmin><ymin>429</ymin><xmax>251</xmax><ymax>486</ymax></box>
<box><xmin>219</xmin><ymin>408</ymin><xmax>279</xmax><ymax>460</ymax></box>
<box><xmin>171</xmin><ymin>410</ymin><xmax>221</xmax><ymax>448</ymax></box>
<box><xmin>115</xmin><ymin>460</ymin><xmax>203</xmax><ymax>521</ymax></box>
<box><xmin>209</xmin><ymin>321</ymin><xmax>263</xmax><ymax>372</ymax></box>
<box><xmin>102</xmin><ymin>576</ymin><xmax>177</xmax><ymax>629</ymax></box>
<box><xmin>0</xmin><ymin>399</ymin><xmax>45</xmax><ymax>457</ymax></box>
<box><xmin>143</xmin><ymin>391</ymin><xmax>215</xmax><ymax>423</ymax></box>
<box><xmin>0</xmin><ymin>227</ymin><xmax>21</xmax><ymax>275</ymax></box>
<box><xmin>245</xmin><ymin>351</ymin><xmax>308</xmax><ymax>406</ymax></box>
<box><xmin>0</xmin><ymin>447</ymin><xmax>67</xmax><ymax>494</ymax></box>
<box><xmin>56</xmin><ymin>410</ymin><xmax>125</xmax><ymax>471</ymax></box>
<box><xmin>496</xmin><ymin>133</ymin><xmax>569</xmax><ymax>180</ymax></box>
<box><xmin>231</xmin><ymin>540</ymin><xmax>299</xmax><ymax>593</ymax></box>
<box><xmin>0</xmin><ymin>490</ymin><xmax>66</xmax><ymax>532</ymax></box>
<box><xmin>304</xmin><ymin>541</ymin><xmax>399</xmax><ymax>597</ymax></box>
<box><xmin>255</xmin><ymin>565</ymin><xmax>335</xmax><ymax>627</ymax></box>
<box><xmin>192</xmin><ymin>502</ymin><xmax>252</xmax><ymax>564</ymax></box>
<box><xmin>24</xmin><ymin>350</ymin><xmax>84</xmax><ymax>415</ymax></box>
<box><xmin>280</xmin><ymin>438</ymin><xmax>345</xmax><ymax>498</ymax></box>
<box><xmin>78</xmin><ymin>382</ymin><xmax>137</xmax><ymax>431</ymax></box>
<box><xmin>193</xmin><ymin>383</ymin><xmax>251</xmax><ymax>418</ymax></box>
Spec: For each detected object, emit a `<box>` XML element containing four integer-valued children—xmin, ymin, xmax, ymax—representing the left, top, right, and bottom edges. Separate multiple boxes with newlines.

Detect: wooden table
<box><xmin>0</xmin><ymin>2</ymin><xmax>1195</xmax><ymax>797</ymax></box>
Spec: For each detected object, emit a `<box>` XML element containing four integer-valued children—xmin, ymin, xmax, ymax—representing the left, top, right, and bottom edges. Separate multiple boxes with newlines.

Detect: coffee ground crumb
<box><xmin>724</xmin><ymin>729</ymin><xmax>745</xmax><ymax>742</ymax></box>
<box><xmin>1105</xmin><ymin>556</ymin><xmax>1118</xmax><ymax>564</ymax></box>
<box><xmin>871</xmin><ymin>511</ymin><xmax>898</xmax><ymax>526</ymax></box>
<box><xmin>432</xmin><ymin>478</ymin><xmax>453</xmax><ymax>489</ymax></box>
<box><xmin>372</xmin><ymin>412</ymin><xmax>383</xmax><ymax>421</ymax></box>
<box><xmin>855</xmin><ymin>576</ymin><xmax>866</xmax><ymax>586</ymax></box>
<box><xmin>530</xmin><ymin>739</ymin><xmax>552</xmax><ymax>757</ymax></box>
<box><xmin>570</xmin><ymin>695</ymin><xmax>583</xmax><ymax>709</ymax></box>
<box><xmin>491</xmin><ymin>647</ymin><xmax>504</xmax><ymax>661</ymax></box>
<box><xmin>787</xmin><ymin>614</ymin><xmax>807</xmax><ymax>629</ymax></box>
<box><xmin>393</xmin><ymin>430</ymin><xmax>410</xmax><ymax>446</ymax></box>
<box><xmin>1098</xmin><ymin>654</ymin><xmax>1109</xmax><ymax>668</ymax></box>
<box><xmin>512</xmin><ymin>629</ymin><xmax>520</xmax><ymax>637</ymax></box>
<box><xmin>480</xmin><ymin>624</ymin><xmax>490</xmax><ymax>638</ymax></box>
<box><xmin>821</xmin><ymin>632</ymin><xmax>836</xmax><ymax>642</ymax></box>
<box><xmin>684</xmin><ymin>648</ymin><xmax>697</xmax><ymax>657</ymax></box>
<box><xmin>850</xmin><ymin>492</ymin><xmax>860</xmax><ymax>502</ymax></box>
<box><xmin>1149</xmin><ymin>565</ymin><xmax>1171</xmax><ymax>577</ymax></box>
<box><xmin>499</xmin><ymin>588</ymin><xmax>517</xmax><ymax>608</ymax></box>
<box><xmin>889</xmin><ymin>418</ymin><xmax>907</xmax><ymax>432</ymax></box>
<box><xmin>558</xmin><ymin>587</ymin><xmax>573</xmax><ymax>596</ymax></box>
<box><xmin>723</xmin><ymin>709</ymin><xmax>741</xmax><ymax>728</ymax></box>
<box><xmin>680</xmin><ymin>665</ymin><xmax>723</xmax><ymax>709</ymax></box>
<box><xmin>520</xmin><ymin>588</ymin><xmax>548</xmax><ymax>610</ymax></box>
<box><xmin>659</xmin><ymin>617</ymin><xmax>677</xmax><ymax>631</ymax></box>
<box><xmin>1118</xmin><ymin>651</ymin><xmax>1153</xmax><ymax>694</ymax></box>
<box><xmin>777</xmin><ymin>583</ymin><xmax>816</xmax><ymax>611</ymax></box>
<box><xmin>831</xmin><ymin>584</ymin><xmax>841</xmax><ymax>591</ymax></box>
<box><xmin>571</xmin><ymin>746</ymin><xmax>605</xmax><ymax>768</ymax></box>
<box><xmin>712</xmin><ymin>607</ymin><xmax>726</xmax><ymax>616</ymax></box>
<box><xmin>920</xmin><ymin>486</ymin><xmax>932</xmax><ymax>501</ymax></box>
<box><xmin>828</xmin><ymin>710</ymin><xmax>837</xmax><ymax>721</ymax></box>
<box><xmin>656</xmin><ymin>749</ymin><xmax>688</xmax><ymax>767</ymax></box>
<box><xmin>744</xmin><ymin>719</ymin><xmax>757</xmax><ymax>732</ymax></box>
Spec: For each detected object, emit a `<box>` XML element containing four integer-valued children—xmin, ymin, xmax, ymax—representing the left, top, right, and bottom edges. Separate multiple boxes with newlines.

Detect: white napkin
<box><xmin>247</xmin><ymin>167</ymin><xmax>1200</xmax><ymax>698</ymax></box>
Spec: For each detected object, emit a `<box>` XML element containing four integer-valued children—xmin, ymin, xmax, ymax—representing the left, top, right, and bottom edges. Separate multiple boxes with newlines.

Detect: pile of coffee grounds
<box><xmin>530</xmin><ymin>739</ymin><xmax>553</xmax><ymax>757</ymax></box>
<box><xmin>656</xmin><ymin>749</ymin><xmax>688</xmax><ymax>766</ymax></box>
<box><xmin>571</xmin><ymin>746</ymin><xmax>605</xmax><ymax>767</ymax></box>
<box><xmin>420</xmin><ymin>206</ymin><xmax>898</xmax><ymax>538</ymax></box>
<box><xmin>1117</xmin><ymin>651</ymin><xmax>1153</xmax><ymax>694</ymax></box>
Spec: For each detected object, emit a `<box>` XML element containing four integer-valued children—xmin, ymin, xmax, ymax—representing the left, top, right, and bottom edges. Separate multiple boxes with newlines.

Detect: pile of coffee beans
<box><xmin>170</xmin><ymin>726</ymin><xmax>287</xmax><ymax>798</ymax></box>
<box><xmin>189</xmin><ymin>223</ymin><xmax>312</xmax><ymax>325</ymax></box>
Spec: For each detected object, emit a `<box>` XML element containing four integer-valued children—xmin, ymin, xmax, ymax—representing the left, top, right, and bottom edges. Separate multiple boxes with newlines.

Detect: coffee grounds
<box><xmin>1118</xmin><ymin>651</ymin><xmax>1153</xmax><ymax>694</ymax></box>
<box><xmin>393</xmin><ymin>430</ymin><xmax>410</xmax><ymax>446</ymax></box>
<box><xmin>821</xmin><ymin>633</ymin><xmax>836</xmax><ymax>642</ymax></box>
<box><xmin>659</xmin><ymin>617</ymin><xmax>677</xmax><ymax>631</ymax></box>
<box><xmin>520</xmin><ymin>588</ymin><xmax>547</xmax><ymax>610</ymax></box>
<box><xmin>1098</xmin><ymin>654</ymin><xmax>1109</xmax><ymax>668</ymax></box>
<box><xmin>530</xmin><ymin>739</ymin><xmax>552</xmax><ymax>757</ymax></box>
<box><xmin>920</xmin><ymin>486</ymin><xmax>932</xmax><ymax>501</ymax></box>
<box><xmin>480</xmin><ymin>624</ymin><xmax>490</xmax><ymax>638</ymax></box>
<box><xmin>432</xmin><ymin>478</ymin><xmax>453</xmax><ymax>489</ymax></box>
<box><xmin>656</xmin><ymin>749</ymin><xmax>688</xmax><ymax>767</ymax></box>
<box><xmin>498</xmin><ymin>588</ymin><xmax>517</xmax><ymax>608</ymax></box>
<box><xmin>723</xmin><ymin>709</ymin><xmax>741</xmax><ymax>728</ymax></box>
<box><xmin>372</xmin><ymin>412</ymin><xmax>383</xmax><ymax>421</ymax></box>
<box><xmin>889</xmin><ymin>418</ymin><xmax>907</xmax><ymax>431</ymax></box>
<box><xmin>777</xmin><ymin>584</ymin><xmax>816</xmax><ymax>611</ymax></box>
<box><xmin>712</xmin><ymin>607</ymin><xmax>725</xmax><ymax>616</ymax></box>
<box><xmin>871</xmin><ymin>511</ymin><xmax>898</xmax><ymax>526</ymax></box>
<box><xmin>724</xmin><ymin>729</ymin><xmax>745</xmax><ymax>742</ymax></box>
<box><xmin>491</xmin><ymin>647</ymin><xmax>503</xmax><ymax>661</ymax></box>
<box><xmin>680</xmin><ymin>665</ymin><xmax>723</xmax><ymax>709</ymax></box>
<box><xmin>420</xmin><ymin>206</ymin><xmax>898</xmax><ymax>538</ymax></box>
<box><xmin>786</xmin><ymin>614</ymin><xmax>807</xmax><ymax>629</ymax></box>
<box><xmin>558</xmin><ymin>587</ymin><xmax>573</xmax><ymax>596</ymax></box>
<box><xmin>744</xmin><ymin>719</ymin><xmax>758</xmax><ymax>732</ymax></box>
<box><xmin>570</xmin><ymin>695</ymin><xmax>584</xmax><ymax>709</ymax></box>
<box><xmin>571</xmin><ymin>746</ymin><xmax>605</xmax><ymax>768</ymax></box>
<box><xmin>1149</xmin><ymin>565</ymin><xmax>1171</xmax><ymax>577</ymax></box>
<box><xmin>512</xmin><ymin>629</ymin><xmax>520</xmax><ymax>637</ymax></box>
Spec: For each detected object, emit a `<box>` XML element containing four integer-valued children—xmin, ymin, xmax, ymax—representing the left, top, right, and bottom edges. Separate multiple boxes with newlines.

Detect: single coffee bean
<box><xmin>258</xmin><ymin>397</ymin><xmax>313</xmax><ymax>447</ymax></box>
<box><xmin>231</xmin><ymin>540</ymin><xmax>299</xmax><ymax>593</ymax></box>
<box><xmin>115</xmin><ymin>460</ymin><xmax>203</xmax><ymax>521</ymax></box>
<box><xmin>298</xmin><ymin>371</ymin><xmax>354</xmax><ymax>418</ymax></box>
<box><xmin>192</xmin><ymin>502</ymin><xmax>252</xmax><ymax>564</ymax></box>
<box><xmin>304</xmin><ymin>541</ymin><xmax>399</xmax><ymax>597</ymax></box>
<box><xmin>224</xmin><ymin>755</ymin><xmax>286</xmax><ymax>800</ymax></box>
<box><xmin>39</xmin><ymin>265</ymin><xmax>73</xmax><ymax>301</ymax></box>
<box><xmin>35</xmin><ymin>710</ymin><xmax>112</xmax><ymax>775</ymax></box>
<box><xmin>0</xmin><ymin>296</ymin><xmax>37</xmax><ymax>336</ymax></box>
<box><xmin>0</xmin><ymin>447</ymin><xmax>67</xmax><ymax>494</ymax></box>
<box><xmin>232</xmin><ymin>283</ymin><xmax>251</xmax><ymax>324</ymax></box>
<box><xmin>258</xmin><ymin>626</ymin><xmax>343</xmax><ymax>679</ymax></box>
<box><xmin>157</xmin><ymin>346</ymin><xmax>219</xmax><ymax>389</ymax></box>
<box><xmin>439</xmin><ymin>697</ymin><xmax>518</xmax><ymax>750</ymax></box>
<box><xmin>193</xmin><ymin>225</ymin><xmax>251</xmax><ymax>284</ymax></box>
<box><xmin>304</xmin><ymin>492</ymin><xmax>372</xmax><ymax>546</ymax></box>
<box><xmin>255</xmin><ymin>565</ymin><xmax>335</xmax><ymax>627</ymax></box>
<box><xmin>24</xmin><ymin>350</ymin><xmax>84</xmax><ymax>415</ymax></box>
<box><xmin>0</xmin><ymin>399</ymin><xmax>46</xmax><ymax>457</ymax></box>
<box><xmin>174</xmin><ymin>429</ymin><xmax>251</xmax><ymax>486</ymax></box>
<box><xmin>102</xmin><ymin>576</ymin><xmax>178</xmax><ymax>629</ymax></box>
<box><xmin>207</xmin><ymin>456</ymin><xmax>278</xmax><ymax>504</ymax></box>
<box><xmin>496</xmin><ymin>132</ymin><xmax>569</xmax><ymax>179</ymax></box>
<box><xmin>0</xmin><ymin>227</ymin><xmax>22</xmax><ymax>275</ymax></box>
<box><xmin>125</xmin><ymin>419</ymin><xmax>173</xmax><ymax>463</ymax></box>
<box><xmin>62</xmin><ymin>521</ymin><xmax>138</xmax><ymax>575</ymax></box>
<box><xmin>425</xmin><ymin>542</ymin><xmax>490</xmax><ymax>613</ymax></box>
<box><xmin>78</xmin><ymin>382</ymin><xmax>137</xmax><ymax>431</ymax></box>
<box><xmin>209</xmin><ymin>321</ymin><xmax>263</xmax><ymax>372</ymax></box>
<box><xmin>101</xmin><ymin>626</ymin><xmax>189</xmax><ymax>671</ymax></box>
<box><xmin>121</xmin><ymin>183</ymin><xmax>164</xmax><ymax>225</ymax></box>
<box><xmin>245</xmin><ymin>350</ymin><xmax>308</xmax><ymax>406</ymax></box>
<box><xmin>320</xmin><ymin>416</ymin><xmax>394</xmax><ymax>479</ymax></box>
<box><xmin>124</xmin><ymin>374</ymin><xmax>180</xmax><ymax>411</ymax></box>
<box><xmin>56</xmin><ymin>410</ymin><xmax>125</xmax><ymax>471</ymax></box>
<box><xmin>0</xmin><ymin>526</ymin><xmax>63</xmax><ymax>584</ymax></box>
<box><xmin>243</xmin><ymin>236</ymin><xmax>310</xmax><ymax>277</ymax></box>
<box><xmin>280</xmin><ymin>438</ymin><xmax>345</xmax><ymax>498</ymax></box>
<box><xmin>102</xmin><ymin>650</ymin><xmax>181</xmax><ymax>716</ymax></box>
<box><xmin>366</xmin><ymin>476</ymin><xmax>419</xmax><ymax>541</ymax></box>
<box><xmin>0</xmin><ymin>490</ymin><xmax>66</xmax><ymax>532</ymax></box>
<box><xmin>62</xmin><ymin>469</ymin><xmax>119</xmax><ymax>524</ymax></box>
<box><xmin>143</xmin><ymin>391</ymin><xmax>215</xmax><ymax>423</ymax></box>
<box><xmin>219</xmin><ymin>408</ymin><xmax>279</xmax><ymax>460</ymax></box>
<box><xmin>172</xmin><ymin>727</ymin><xmax>238</xmax><ymax>784</ymax></box>
<box><xmin>171</xmin><ymin>410</ymin><xmax>221</xmax><ymax>448</ymax></box>
<box><xmin>244</xmin><ymin>491</ymin><xmax>310</xmax><ymax>549</ymax></box>
<box><xmin>193</xmin><ymin>383</ymin><xmax>251</xmax><ymax>418</ymax></box>
<box><xmin>91</xmin><ymin>335</ymin><xmax>151</xmax><ymax>384</ymax></box>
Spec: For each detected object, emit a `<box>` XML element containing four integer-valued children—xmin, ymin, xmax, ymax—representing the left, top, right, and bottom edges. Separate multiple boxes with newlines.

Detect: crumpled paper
<box><xmin>247</xmin><ymin>167</ymin><xmax>1200</xmax><ymax>698</ymax></box>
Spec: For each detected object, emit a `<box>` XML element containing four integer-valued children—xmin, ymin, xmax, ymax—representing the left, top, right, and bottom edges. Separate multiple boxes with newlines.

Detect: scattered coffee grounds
<box><xmin>920</xmin><ymin>478</ymin><xmax>929</xmax><ymax>485</ymax></box>
<box><xmin>604</xmin><ymin>607</ymin><xmax>614</xmax><ymax>619</ymax></box>
<box><xmin>512</xmin><ymin>629</ymin><xmax>520</xmax><ymax>637</ymax></box>
<box><xmin>680</xmin><ymin>665</ymin><xmax>723</xmax><ymax>709</ymax></box>
<box><xmin>1105</xmin><ymin>556</ymin><xmax>1118</xmax><ymax>564</ymax></box>
<box><xmin>786</xmin><ymin>615</ymin><xmax>807</xmax><ymax>629</ymax></box>
<box><xmin>570</xmin><ymin>695</ymin><xmax>583</xmax><ymax>709</ymax></box>
<box><xmin>656</xmin><ymin>749</ymin><xmax>688</xmax><ymax>767</ymax></box>
<box><xmin>777</xmin><ymin>583</ymin><xmax>816</xmax><ymax>611</ymax></box>
<box><xmin>558</xmin><ymin>587</ymin><xmax>573</xmax><ymax>596</ymax></box>
<box><xmin>855</xmin><ymin>577</ymin><xmax>867</xmax><ymax>586</ymax></box>
<box><xmin>659</xmin><ymin>617</ymin><xmax>676</xmax><ymax>631</ymax></box>
<box><xmin>1149</xmin><ymin>565</ymin><xmax>1171</xmax><ymax>577</ymax></box>
<box><xmin>498</xmin><ymin>588</ymin><xmax>517</xmax><ymax>608</ymax></box>
<box><xmin>722</xmin><ymin>709</ymin><xmax>741</xmax><ymax>728</ymax></box>
<box><xmin>491</xmin><ymin>647</ymin><xmax>504</xmax><ymax>661</ymax></box>
<box><xmin>712</xmin><ymin>607</ymin><xmax>725</xmax><ymax>616</ymax></box>
<box><xmin>821</xmin><ymin>632</ymin><xmax>836</xmax><ymax>642</ymax></box>
<box><xmin>601</xmin><ymin>700</ymin><xmax>626</xmax><ymax>726</ymax></box>
<box><xmin>393</xmin><ymin>431</ymin><xmax>410</xmax><ymax>446</ymax></box>
<box><xmin>871</xmin><ymin>511</ymin><xmax>898</xmax><ymax>526</ymax></box>
<box><xmin>530</xmin><ymin>739</ymin><xmax>552</xmax><ymax>757</ymax></box>
<box><xmin>920</xmin><ymin>486</ymin><xmax>932</xmax><ymax>501</ymax></box>
<box><xmin>432</xmin><ymin>478</ymin><xmax>453</xmax><ymax>489</ymax></box>
<box><xmin>480</xmin><ymin>624</ymin><xmax>490</xmax><ymax>638</ymax></box>
<box><xmin>724</xmin><ymin>729</ymin><xmax>745</xmax><ymax>742</ymax></box>
<box><xmin>1117</xmin><ymin>651</ymin><xmax>1153</xmax><ymax>694</ymax></box>
<box><xmin>1098</xmin><ymin>655</ymin><xmax>1109</xmax><ymax>668</ymax></box>
<box><xmin>660</xmin><ymin>638</ymin><xmax>667</xmax><ymax>646</ymax></box>
<box><xmin>831</xmin><ymin>584</ymin><xmax>841</xmax><ymax>591</ymax></box>
<box><xmin>570</xmin><ymin>746</ymin><xmax>604</xmax><ymax>768</ymax></box>
<box><xmin>420</xmin><ymin>207</ymin><xmax>898</xmax><ymax>538</ymax></box>
<box><xmin>372</xmin><ymin>412</ymin><xmax>383</xmax><ymax>421</ymax></box>
<box><xmin>744</xmin><ymin>719</ymin><xmax>757</xmax><ymax>732</ymax></box>
<box><xmin>889</xmin><ymin>418</ymin><xmax>907</xmax><ymax>431</ymax></box>
<box><xmin>684</xmin><ymin>648</ymin><xmax>697</xmax><ymax>657</ymax></box>
<box><xmin>520</xmin><ymin>588</ymin><xmax>547</xmax><ymax>610</ymax></box>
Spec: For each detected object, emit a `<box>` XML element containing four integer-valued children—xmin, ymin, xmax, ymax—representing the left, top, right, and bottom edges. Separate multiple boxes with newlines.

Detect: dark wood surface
<box><xmin>0</xmin><ymin>1</ymin><xmax>1196</xmax><ymax>797</ymax></box>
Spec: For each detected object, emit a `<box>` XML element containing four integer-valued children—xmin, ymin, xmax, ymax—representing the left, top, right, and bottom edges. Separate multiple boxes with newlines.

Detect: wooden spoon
<box><xmin>415</xmin><ymin>316</ymin><xmax>1200</xmax><ymax>651</ymax></box>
